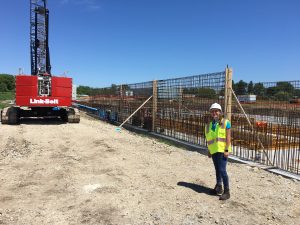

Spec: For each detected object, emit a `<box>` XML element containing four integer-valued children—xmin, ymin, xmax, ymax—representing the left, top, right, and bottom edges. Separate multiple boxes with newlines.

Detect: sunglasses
<box><xmin>210</xmin><ymin>110</ymin><xmax>220</xmax><ymax>113</ymax></box>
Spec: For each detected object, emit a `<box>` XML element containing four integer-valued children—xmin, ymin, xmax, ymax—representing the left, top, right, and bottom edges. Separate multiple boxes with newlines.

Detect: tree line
<box><xmin>233</xmin><ymin>80</ymin><xmax>300</xmax><ymax>101</ymax></box>
<box><xmin>0</xmin><ymin>74</ymin><xmax>15</xmax><ymax>92</ymax></box>
<box><xmin>77</xmin><ymin>84</ymin><xmax>119</xmax><ymax>95</ymax></box>
<box><xmin>77</xmin><ymin>80</ymin><xmax>300</xmax><ymax>102</ymax></box>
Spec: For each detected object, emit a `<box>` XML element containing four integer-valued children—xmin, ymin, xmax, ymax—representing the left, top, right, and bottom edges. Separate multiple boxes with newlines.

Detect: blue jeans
<box><xmin>212</xmin><ymin>152</ymin><xmax>229</xmax><ymax>189</ymax></box>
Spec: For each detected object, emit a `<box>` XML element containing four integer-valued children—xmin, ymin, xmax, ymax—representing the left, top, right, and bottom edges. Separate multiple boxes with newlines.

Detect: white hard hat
<box><xmin>209</xmin><ymin>103</ymin><xmax>222</xmax><ymax>112</ymax></box>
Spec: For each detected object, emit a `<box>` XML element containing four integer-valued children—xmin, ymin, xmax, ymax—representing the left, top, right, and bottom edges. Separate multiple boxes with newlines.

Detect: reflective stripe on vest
<box><xmin>207</xmin><ymin>139</ymin><xmax>215</xmax><ymax>145</ymax></box>
<box><xmin>216</xmin><ymin>137</ymin><xmax>226</xmax><ymax>142</ymax></box>
<box><xmin>207</xmin><ymin>137</ymin><xmax>226</xmax><ymax>146</ymax></box>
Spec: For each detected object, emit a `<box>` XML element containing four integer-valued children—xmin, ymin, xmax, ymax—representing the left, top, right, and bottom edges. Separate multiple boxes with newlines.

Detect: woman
<box><xmin>205</xmin><ymin>103</ymin><xmax>231</xmax><ymax>200</ymax></box>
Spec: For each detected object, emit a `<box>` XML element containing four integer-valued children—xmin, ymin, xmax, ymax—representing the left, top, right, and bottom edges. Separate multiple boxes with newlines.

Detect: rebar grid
<box><xmin>78</xmin><ymin>76</ymin><xmax>300</xmax><ymax>174</ymax></box>
<box><xmin>231</xmin><ymin>80</ymin><xmax>300</xmax><ymax>174</ymax></box>
<box><xmin>155</xmin><ymin>72</ymin><xmax>225</xmax><ymax>145</ymax></box>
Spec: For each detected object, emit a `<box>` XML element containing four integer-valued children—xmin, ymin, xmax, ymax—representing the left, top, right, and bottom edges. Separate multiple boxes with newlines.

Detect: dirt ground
<box><xmin>0</xmin><ymin>112</ymin><xmax>299</xmax><ymax>225</ymax></box>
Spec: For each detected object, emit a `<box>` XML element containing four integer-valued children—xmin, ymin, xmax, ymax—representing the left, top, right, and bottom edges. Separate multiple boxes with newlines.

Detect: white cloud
<box><xmin>75</xmin><ymin>0</ymin><xmax>101</xmax><ymax>11</ymax></box>
<box><xmin>60</xmin><ymin>0</ymin><xmax>101</xmax><ymax>11</ymax></box>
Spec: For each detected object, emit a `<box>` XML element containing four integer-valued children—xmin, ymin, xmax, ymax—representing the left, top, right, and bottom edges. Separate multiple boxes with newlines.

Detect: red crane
<box><xmin>1</xmin><ymin>0</ymin><xmax>80</xmax><ymax>124</ymax></box>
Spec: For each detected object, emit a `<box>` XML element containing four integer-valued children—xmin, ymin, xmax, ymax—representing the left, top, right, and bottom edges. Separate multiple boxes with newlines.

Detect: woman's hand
<box><xmin>224</xmin><ymin>152</ymin><xmax>229</xmax><ymax>158</ymax></box>
<box><xmin>208</xmin><ymin>152</ymin><xmax>212</xmax><ymax>158</ymax></box>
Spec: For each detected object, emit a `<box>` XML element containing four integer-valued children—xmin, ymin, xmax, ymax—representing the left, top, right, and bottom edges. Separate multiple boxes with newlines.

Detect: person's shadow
<box><xmin>177</xmin><ymin>181</ymin><xmax>213</xmax><ymax>195</ymax></box>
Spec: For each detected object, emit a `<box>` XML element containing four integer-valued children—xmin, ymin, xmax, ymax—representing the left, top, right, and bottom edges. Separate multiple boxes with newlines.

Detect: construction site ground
<box><xmin>0</xmin><ymin>112</ymin><xmax>299</xmax><ymax>225</ymax></box>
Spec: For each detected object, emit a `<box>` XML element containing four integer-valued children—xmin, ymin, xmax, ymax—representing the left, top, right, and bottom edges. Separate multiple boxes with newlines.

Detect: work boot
<box><xmin>209</xmin><ymin>184</ymin><xmax>223</xmax><ymax>196</ymax></box>
<box><xmin>219</xmin><ymin>188</ymin><xmax>230</xmax><ymax>200</ymax></box>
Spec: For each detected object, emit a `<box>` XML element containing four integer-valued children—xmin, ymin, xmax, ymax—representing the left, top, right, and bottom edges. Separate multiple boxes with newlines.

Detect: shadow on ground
<box><xmin>177</xmin><ymin>181</ymin><xmax>213</xmax><ymax>195</ymax></box>
<box><xmin>18</xmin><ymin>117</ymin><xmax>66</xmax><ymax>125</ymax></box>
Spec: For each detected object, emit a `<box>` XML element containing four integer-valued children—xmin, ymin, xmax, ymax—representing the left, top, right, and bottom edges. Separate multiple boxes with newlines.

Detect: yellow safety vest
<box><xmin>205</xmin><ymin>118</ymin><xmax>231</xmax><ymax>154</ymax></box>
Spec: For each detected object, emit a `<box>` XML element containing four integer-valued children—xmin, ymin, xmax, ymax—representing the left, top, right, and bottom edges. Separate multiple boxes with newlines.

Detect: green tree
<box><xmin>247</xmin><ymin>81</ymin><xmax>254</xmax><ymax>94</ymax></box>
<box><xmin>77</xmin><ymin>84</ymin><xmax>120</xmax><ymax>95</ymax></box>
<box><xmin>253</xmin><ymin>83</ymin><xmax>265</xmax><ymax>96</ymax></box>
<box><xmin>294</xmin><ymin>89</ymin><xmax>300</xmax><ymax>98</ymax></box>
<box><xmin>274</xmin><ymin>91</ymin><xmax>292</xmax><ymax>101</ymax></box>
<box><xmin>276</xmin><ymin>82</ymin><xmax>294</xmax><ymax>94</ymax></box>
<box><xmin>110</xmin><ymin>84</ymin><xmax>118</xmax><ymax>94</ymax></box>
<box><xmin>196</xmin><ymin>88</ymin><xmax>216</xmax><ymax>99</ymax></box>
<box><xmin>232</xmin><ymin>80</ymin><xmax>236</xmax><ymax>93</ymax></box>
<box><xmin>266</xmin><ymin>86</ymin><xmax>277</xmax><ymax>97</ymax></box>
<box><xmin>183</xmin><ymin>87</ymin><xmax>216</xmax><ymax>98</ymax></box>
<box><xmin>235</xmin><ymin>80</ymin><xmax>248</xmax><ymax>95</ymax></box>
<box><xmin>183</xmin><ymin>88</ymin><xmax>198</xmax><ymax>95</ymax></box>
<box><xmin>77</xmin><ymin>85</ymin><xmax>92</xmax><ymax>95</ymax></box>
<box><xmin>219</xmin><ymin>88</ymin><xmax>225</xmax><ymax>96</ymax></box>
<box><xmin>0</xmin><ymin>83</ymin><xmax>8</xmax><ymax>92</ymax></box>
<box><xmin>0</xmin><ymin>74</ymin><xmax>15</xmax><ymax>91</ymax></box>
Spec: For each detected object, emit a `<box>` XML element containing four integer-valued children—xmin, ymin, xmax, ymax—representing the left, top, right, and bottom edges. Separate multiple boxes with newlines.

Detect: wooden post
<box><xmin>152</xmin><ymin>80</ymin><xmax>158</xmax><ymax>132</ymax></box>
<box><xmin>224</xmin><ymin>67</ymin><xmax>232</xmax><ymax>122</ymax></box>
<box><xmin>119</xmin><ymin>85</ymin><xmax>123</xmax><ymax>121</ymax></box>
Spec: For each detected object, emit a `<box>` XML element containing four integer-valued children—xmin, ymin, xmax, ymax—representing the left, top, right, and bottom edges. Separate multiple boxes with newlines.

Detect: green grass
<box><xmin>0</xmin><ymin>92</ymin><xmax>14</xmax><ymax>109</ymax></box>
<box><xmin>0</xmin><ymin>102</ymin><xmax>10</xmax><ymax>109</ymax></box>
<box><xmin>0</xmin><ymin>92</ymin><xmax>15</xmax><ymax>101</ymax></box>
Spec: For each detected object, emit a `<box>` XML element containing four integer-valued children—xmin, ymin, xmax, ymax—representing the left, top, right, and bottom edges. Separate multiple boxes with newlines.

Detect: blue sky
<box><xmin>0</xmin><ymin>0</ymin><xmax>299</xmax><ymax>87</ymax></box>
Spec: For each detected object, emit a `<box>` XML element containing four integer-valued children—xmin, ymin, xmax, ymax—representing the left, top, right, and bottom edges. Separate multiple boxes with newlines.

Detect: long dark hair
<box><xmin>218</xmin><ymin>114</ymin><xmax>224</xmax><ymax>126</ymax></box>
